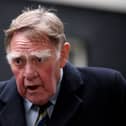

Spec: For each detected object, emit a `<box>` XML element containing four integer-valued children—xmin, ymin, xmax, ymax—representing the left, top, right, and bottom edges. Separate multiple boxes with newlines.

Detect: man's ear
<box><xmin>60</xmin><ymin>42</ymin><xmax>70</xmax><ymax>68</ymax></box>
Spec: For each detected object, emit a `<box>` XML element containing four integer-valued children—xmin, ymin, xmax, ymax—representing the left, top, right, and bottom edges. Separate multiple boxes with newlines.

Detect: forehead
<box><xmin>9</xmin><ymin>31</ymin><xmax>55</xmax><ymax>53</ymax></box>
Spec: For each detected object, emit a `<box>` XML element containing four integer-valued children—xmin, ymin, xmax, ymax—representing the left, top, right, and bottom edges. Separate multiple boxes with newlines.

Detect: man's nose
<box><xmin>23</xmin><ymin>63</ymin><xmax>38</xmax><ymax>80</ymax></box>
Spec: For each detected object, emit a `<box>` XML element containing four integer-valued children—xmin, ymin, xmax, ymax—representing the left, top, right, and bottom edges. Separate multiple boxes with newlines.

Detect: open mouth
<box><xmin>26</xmin><ymin>85</ymin><xmax>40</xmax><ymax>90</ymax></box>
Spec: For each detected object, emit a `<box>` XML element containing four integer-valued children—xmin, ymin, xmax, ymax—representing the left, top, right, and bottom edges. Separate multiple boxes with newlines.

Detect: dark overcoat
<box><xmin>0</xmin><ymin>62</ymin><xmax>126</xmax><ymax>126</ymax></box>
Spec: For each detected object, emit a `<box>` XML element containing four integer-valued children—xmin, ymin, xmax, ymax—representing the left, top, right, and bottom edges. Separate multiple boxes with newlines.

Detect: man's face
<box><xmin>7</xmin><ymin>31</ymin><xmax>70</xmax><ymax>105</ymax></box>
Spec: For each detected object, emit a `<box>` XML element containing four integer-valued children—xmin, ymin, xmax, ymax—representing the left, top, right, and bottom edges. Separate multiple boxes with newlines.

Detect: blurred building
<box><xmin>1</xmin><ymin>0</ymin><xmax>126</xmax><ymax>80</ymax></box>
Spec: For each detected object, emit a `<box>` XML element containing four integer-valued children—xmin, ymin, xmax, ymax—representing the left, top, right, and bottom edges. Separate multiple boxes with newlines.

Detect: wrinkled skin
<box><xmin>7</xmin><ymin>31</ymin><xmax>70</xmax><ymax>105</ymax></box>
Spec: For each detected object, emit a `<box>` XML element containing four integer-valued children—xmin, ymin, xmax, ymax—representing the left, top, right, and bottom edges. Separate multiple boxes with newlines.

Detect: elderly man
<box><xmin>0</xmin><ymin>6</ymin><xmax>126</xmax><ymax>126</ymax></box>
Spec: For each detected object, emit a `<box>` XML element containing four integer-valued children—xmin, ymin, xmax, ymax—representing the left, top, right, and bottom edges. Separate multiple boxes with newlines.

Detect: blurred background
<box><xmin>1</xmin><ymin>0</ymin><xmax>126</xmax><ymax>80</ymax></box>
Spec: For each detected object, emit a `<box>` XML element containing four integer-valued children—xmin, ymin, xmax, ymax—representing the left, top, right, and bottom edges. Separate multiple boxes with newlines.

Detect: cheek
<box><xmin>46</xmin><ymin>63</ymin><xmax>59</xmax><ymax>78</ymax></box>
<box><xmin>39</xmin><ymin>65</ymin><xmax>59</xmax><ymax>90</ymax></box>
<box><xmin>10</xmin><ymin>65</ymin><xmax>20</xmax><ymax>76</ymax></box>
<box><xmin>11</xmin><ymin>67</ymin><xmax>25</xmax><ymax>95</ymax></box>
<box><xmin>39</xmin><ymin>67</ymin><xmax>55</xmax><ymax>84</ymax></box>
<box><xmin>11</xmin><ymin>67</ymin><xmax>22</xmax><ymax>81</ymax></box>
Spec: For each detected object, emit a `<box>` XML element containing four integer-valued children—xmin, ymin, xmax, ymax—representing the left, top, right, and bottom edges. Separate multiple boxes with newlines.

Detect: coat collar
<box><xmin>0</xmin><ymin>77</ymin><xmax>26</xmax><ymax>126</ymax></box>
<box><xmin>48</xmin><ymin>62</ymin><xmax>84</xmax><ymax>126</ymax></box>
<box><xmin>61</xmin><ymin>62</ymin><xmax>84</xmax><ymax>93</ymax></box>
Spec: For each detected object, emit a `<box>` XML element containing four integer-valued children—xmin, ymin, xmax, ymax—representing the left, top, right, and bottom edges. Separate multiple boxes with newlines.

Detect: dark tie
<box><xmin>37</xmin><ymin>112</ymin><xmax>49</xmax><ymax>126</ymax></box>
<box><xmin>35</xmin><ymin>102</ymin><xmax>51</xmax><ymax>126</ymax></box>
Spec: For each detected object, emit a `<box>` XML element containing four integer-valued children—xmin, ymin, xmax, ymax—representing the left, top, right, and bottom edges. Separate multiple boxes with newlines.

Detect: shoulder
<box><xmin>78</xmin><ymin>66</ymin><xmax>124</xmax><ymax>81</ymax></box>
<box><xmin>0</xmin><ymin>80</ymin><xmax>9</xmax><ymax>93</ymax></box>
<box><xmin>63</xmin><ymin>62</ymin><xmax>126</xmax><ymax>93</ymax></box>
<box><xmin>0</xmin><ymin>77</ymin><xmax>16</xmax><ymax>94</ymax></box>
<box><xmin>64</xmin><ymin>63</ymin><xmax>126</xmax><ymax>107</ymax></box>
<box><xmin>76</xmin><ymin>66</ymin><xmax>126</xmax><ymax>93</ymax></box>
<box><xmin>64</xmin><ymin>62</ymin><xmax>126</xmax><ymax>83</ymax></box>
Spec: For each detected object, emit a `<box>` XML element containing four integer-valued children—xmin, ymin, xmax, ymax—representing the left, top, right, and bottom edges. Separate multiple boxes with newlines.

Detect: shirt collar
<box><xmin>24</xmin><ymin>99</ymin><xmax>35</xmax><ymax>113</ymax></box>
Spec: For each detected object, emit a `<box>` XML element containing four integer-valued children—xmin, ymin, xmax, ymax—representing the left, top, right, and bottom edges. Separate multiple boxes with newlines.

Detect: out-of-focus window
<box><xmin>68</xmin><ymin>37</ymin><xmax>88</xmax><ymax>67</ymax></box>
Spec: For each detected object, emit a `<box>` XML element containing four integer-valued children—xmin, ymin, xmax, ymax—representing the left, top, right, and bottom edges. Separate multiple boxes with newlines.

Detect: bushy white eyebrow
<box><xmin>6</xmin><ymin>49</ymin><xmax>61</xmax><ymax>64</ymax></box>
<box><xmin>30</xmin><ymin>49</ymin><xmax>51</xmax><ymax>58</ymax></box>
<box><xmin>6</xmin><ymin>49</ymin><xmax>52</xmax><ymax>64</ymax></box>
<box><xmin>6</xmin><ymin>52</ymin><xmax>22</xmax><ymax>64</ymax></box>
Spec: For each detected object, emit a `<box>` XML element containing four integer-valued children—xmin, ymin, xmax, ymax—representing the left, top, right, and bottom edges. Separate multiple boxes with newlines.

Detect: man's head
<box><xmin>4</xmin><ymin>7</ymin><xmax>70</xmax><ymax>105</ymax></box>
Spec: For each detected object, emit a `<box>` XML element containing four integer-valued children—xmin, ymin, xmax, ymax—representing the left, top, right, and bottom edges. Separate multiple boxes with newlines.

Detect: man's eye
<box><xmin>13</xmin><ymin>58</ymin><xmax>24</xmax><ymax>66</ymax></box>
<box><xmin>36</xmin><ymin>57</ymin><xmax>48</xmax><ymax>63</ymax></box>
<box><xmin>37</xmin><ymin>58</ymin><xmax>42</xmax><ymax>62</ymax></box>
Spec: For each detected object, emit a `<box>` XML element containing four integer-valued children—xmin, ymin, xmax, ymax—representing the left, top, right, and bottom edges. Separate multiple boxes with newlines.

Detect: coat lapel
<box><xmin>0</xmin><ymin>78</ymin><xmax>26</xmax><ymax>126</ymax></box>
<box><xmin>48</xmin><ymin>93</ymin><xmax>82</xmax><ymax>126</ymax></box>
<box><xmin>48</xmin><ymin>62</ymin><xmax>84</xmax><ymax>126</ymax></box>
